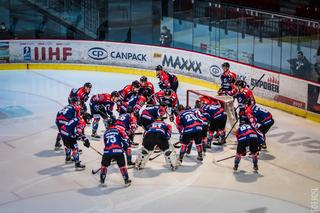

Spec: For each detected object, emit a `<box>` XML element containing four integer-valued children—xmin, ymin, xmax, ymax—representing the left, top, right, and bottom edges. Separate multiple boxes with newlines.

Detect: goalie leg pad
<box><xmin>163</xmin><ymin>149</ymin><xmax>177</xmax><ymax>170</ymax></box>
<box><xmin>135</xmin><ymin>147</ymin><xmax>153</xmax><ymax>169</ymax></box>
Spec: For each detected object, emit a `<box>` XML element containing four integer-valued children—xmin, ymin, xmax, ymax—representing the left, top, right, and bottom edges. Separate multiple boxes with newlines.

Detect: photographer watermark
<box><xmin>311</xmin><ymin>188</ymin><xmax>320</xmax><ymax>212</ymax></box>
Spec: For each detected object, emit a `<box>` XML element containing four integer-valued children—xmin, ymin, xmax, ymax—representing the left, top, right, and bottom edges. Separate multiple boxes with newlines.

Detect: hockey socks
<box><xmin>100</xmin><ymin>166</ymin><xmax>107</xmax><ymax>184</ymax></box>
<box><xmin>120</xmin><ymin>166</ymin><xmax>129</xmax><ymax>180</ymax></box>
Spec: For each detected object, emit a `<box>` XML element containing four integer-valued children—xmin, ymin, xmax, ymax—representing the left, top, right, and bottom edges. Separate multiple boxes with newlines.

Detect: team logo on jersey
<box><xmin>88</xmin><ymin>47</ymin><xmax>108</xmax><ymax>60</ymax></box>
<box><xmin>209</xmin><ymin>65</ymin><xmax>221</xmax><ymax>77</ymax></box>
<box><xmin>23</xmin><ymin>46</ymin><xmax>31</xmax><ymax>60</ymax></box>
<box><xmin>162</xmin><ymin>54</ymin><xmax>201</xmax><ymax>73</ymax></box>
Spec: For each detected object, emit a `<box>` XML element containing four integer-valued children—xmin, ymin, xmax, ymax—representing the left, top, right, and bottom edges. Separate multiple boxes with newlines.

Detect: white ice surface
<box><xmin>0</xmin><ymin>70</ymin><xmax>319</xmax><ymax>213</ymax></box>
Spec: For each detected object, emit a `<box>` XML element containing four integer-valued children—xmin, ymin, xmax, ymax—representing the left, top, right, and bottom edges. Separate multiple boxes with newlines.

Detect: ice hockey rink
<box><xmin>0</xmin><ymin>69</ymin><xmax>319</xmax><ymax>213</ymax></box>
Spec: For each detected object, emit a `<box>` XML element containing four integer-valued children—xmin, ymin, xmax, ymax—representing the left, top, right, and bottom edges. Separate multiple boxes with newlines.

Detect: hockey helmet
<box><xmin>107</xmin><ymin>116</ymin><xmax>116</xmax><ymax>126</ymax></box>
<box><xmin>140</xmin><ymin>76</ymin><xmax>147</xmax><ymax>82</ymax></box>
<box><xmin>155</xmin><ymin>65</ymin><xmax>163</xmax><ymax>71</ymax></box>
<box><xmin>132</xmin><ymin>80</ymin><xmax>141</xmax><ymax>88</ymax></box>
<box><xmin>111</xmin><ymin>91</ymin><xmax>120</xmax><ymax>98</ymax></box>
<box><xmin>221</xmin><ymin>62</ymin><xmax>230</xmax><ymax>69</ymax></box>
<box><xmin>142</xmin><ymin>90</ymin><xmax>151</xmax><ymax>98</ymax></box>
<box><xmin>127</xmin><ymin>106</ymin><xmax>134</xmax><ymax>113</ymax></box>
<box><xmin>84</xmin><ymin>82</ymin><xmax>92</xmax><ymax>88</ymax></box>
<box><xmin>82</xmin><ymin>112</ymin><xmax>92</xmax><ymax>124</ymax></box>
<box><xmin>199</xmin><ymin>96</ymin><xmax>211</xmax><ymax>105</ymax></box>
<box><xmin>69</xmin><ymin>96</ymin><xmax>80</xmax><ymax>104</ymax></box>
<box><xmin>235</xmin><ymin>79</ymin><xmax>247</xmax><ymax>88</ymax></box>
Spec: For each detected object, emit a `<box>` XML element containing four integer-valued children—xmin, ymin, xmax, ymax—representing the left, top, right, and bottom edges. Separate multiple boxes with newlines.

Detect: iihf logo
<box><xmin>23</xmin><ymin>46</ymin><xmax>31</xmax><ymax>60</ymax></box>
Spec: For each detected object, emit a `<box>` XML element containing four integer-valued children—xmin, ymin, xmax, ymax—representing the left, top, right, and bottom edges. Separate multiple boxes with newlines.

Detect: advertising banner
<box><xmin>307</xmin><ymin>84</ymin><xmax>320</xmax><ymax>114</ymax></box>
<box><xmin>8</xmin><ymin>39</ymin><xmax>319</xmax><ymax>111</ymax></box>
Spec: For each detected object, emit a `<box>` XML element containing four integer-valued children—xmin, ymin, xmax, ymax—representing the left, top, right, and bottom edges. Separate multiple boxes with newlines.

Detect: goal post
<box><xmin>186</xmin><ymin>89</ymin><xmax>237</xmax><ymax>133</ymax></box>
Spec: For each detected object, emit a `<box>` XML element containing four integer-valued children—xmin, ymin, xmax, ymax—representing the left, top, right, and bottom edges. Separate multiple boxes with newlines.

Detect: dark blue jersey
<box><xmin>140</xmin><ymin>105</ymin><xmax>166</xmax><ymax>122</ymax></box>
<box><xmin>56</xmin><ymin>104</ymin><xmax>79</xmax><ymax>127</ymax></box>
<box><xmin>176</xmin><ymin>109</ymin><xmax>202</xmax><ymax>134</ymax></box>
<box><xmin>200</xmin><ymin>104</ymin><xmax>225</xmax><ymax>121</ymax></box>
<box><xmin>144</xmin><ymin>121</ymin><xmax>172</xmax><ymax>139</ymax></box>
<box><xmin>236</xmin><ymin>124</ymin><xmax>258</xmax><ymax>142</ymax></box>
<box><xmin>103</xmin><ymin>126</ymin><xmax>129</xmax><ymax>155</ymax></box>
<box><xmin>115</xmin><ymin>113</ymin><xmax>137</xmax><ymax>134</ymax></box>
<box><xmin>246</xmin><ymin>105</ymin><xmax>272</xmax><ymax>127</ymax></box>
<box><xmin>89</xmin><ymin>93</ymin><xmax>114</xmax><ymax>116</ymax></box>
<box><xmin>60</xmin><ymin>118</ymin><xmax>85</xmax><ymax>139</ymax></box>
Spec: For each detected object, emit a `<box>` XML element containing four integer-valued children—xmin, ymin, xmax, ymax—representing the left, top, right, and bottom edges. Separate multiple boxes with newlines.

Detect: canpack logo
<box><xmin>209</xmin><ymin>65</ymin><xmax>222</xmax><ymax>77</ymax></box>
<box><xmin>88</xmin><ymin>47</ymin><xmax>108</xmax><ymax>60</ymax></box>
<box><xmin>162</xmin><ymin>55</ymin><xmax>201</xmax><ymax>73</ymax></box>
<box><xmin>251</xmin><ymin>76</ymin><xmax>279</xmax><ymax>93</ymax></box>
<box><xmin>110</xmin><ymin>51</ymin><xmax>146</xmax><ymax>61</ymax></box>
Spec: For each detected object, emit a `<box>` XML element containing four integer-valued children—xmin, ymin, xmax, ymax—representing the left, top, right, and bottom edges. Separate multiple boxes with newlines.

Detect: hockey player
<box><xmin>245</xmin><ymin>103</ymin><xmax>274</xmax><ymax>149</ymax></box>
<box><xmin>139</xmin><ymin>76</ymin><xmax>155</xmax><ymax>99</ymax></box>
<box><xmin>218</xmin><ymin>62</ymin><xmax>237</xmax><ymax>96</ymax></box>
<box><xmin>119</xmin><ymin>80</ymin><xmax>141</xmax><ymax>102</ymax></box>
<box><xmin>135</xmin><ymin>118</ymin><xmax>177</xmax><ymax>170</ymax></box>
<box><xmin>199</xmin><ymin>100</ymin><xmax>227</xmax><ymax>146</ymax></box>
<box><xmin>89</xmin><ymin>91</ymin><xmax>120</xmax><ymax>139</ymax></box>
<box><xmin>60</xmin><ymin>117</ymin><xmax>91</xmax><ymax>170</ymax></box>
<box><xmin>190</xmin><ymin>105</ymin><xmax>209</xmax><ymax>154</ymax></box>
<box><xmin>68</xmin><ymin>82</ymin><xmax>92</xmax><ymax>114</ymax></box>
<box><xmin>55</xmin><ymin>96</ymin><xmax>81</xmax><ymax>150</ymax></box>
<box><xmin>176</xmin><ymin>104</ymin><xmax>203</xmax><ymax>164</ymax></box>
<box><xmin>117</xmin><ymin>92</ymin><xmax>147</xmax><ymax>117</ymax></box>
<box><xmin>233</xmin><ymin>121</ymin><xmax>259</xmax><ymax>171</ymax></box>
<box><xmin>154</xmin><ymin>89</ymin><xmax>179</xmax><ymax>122</ymax></box>
<box><xmin>138</xmin><ymin>104</ymin><xmax>166</xmax><ymax>130</ymax></box>
<box><xmin>155</xmin><ymin>65</ymin><xmax>179</xmax><ymax>93</ymax></box>
<box><xmin>234</xmin><ymin>79</ymin><xmax>255</xmax><ymax>122</ymax></box>
<box><xmin>100</xmin><ymin>117</ymin><xmax>131</xmax><ymax>186</ymax></box>
<box><xmin>115</xmin><ymin>107</ymin><xmax>138</xmax><ymax>166</ymax></box>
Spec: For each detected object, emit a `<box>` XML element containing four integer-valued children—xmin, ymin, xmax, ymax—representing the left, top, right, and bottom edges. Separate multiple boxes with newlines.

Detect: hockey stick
<box><xmin>92</xmin><ymin>168</ymin><xmax>101</xmax><ymax>175</ymax></box>
<box><xmin>215</xmin><ymin>155</ymin><xmax>236</xmax><ymax>163</ymax></box>
<box><xmin>223</xmin><ymin>74</ymin><xmax>265</xmax><ymax>142</ymax></box>
<box><xmin>90</xmin><ymin>145</ymin><xmax>103</xmax><ymax>156</ymax></box>
<box><xmin>149</xmin><ymin>153</ymin><xmax>161</xmax><ymax>161</ymax></box>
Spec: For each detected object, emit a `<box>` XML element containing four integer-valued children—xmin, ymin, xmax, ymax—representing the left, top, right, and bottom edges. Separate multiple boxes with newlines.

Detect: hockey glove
<box><xmin>83</xmin><ymin>138</ymin><xmax>90</xmax><ymax>148</ymax></box>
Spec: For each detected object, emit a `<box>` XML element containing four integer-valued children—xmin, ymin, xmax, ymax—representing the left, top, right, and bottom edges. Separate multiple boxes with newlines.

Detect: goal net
<box><xmin>186</xmin><ymin>89</ymin><xmax>237</xmax><ymax>135</ymax></box>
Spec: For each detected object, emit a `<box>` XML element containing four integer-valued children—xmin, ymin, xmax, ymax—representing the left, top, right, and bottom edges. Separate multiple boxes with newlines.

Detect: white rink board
<box><xmin>7</xmin><ymin>39</ymin><xmax>320</xmax><ymax>111</ymax></box>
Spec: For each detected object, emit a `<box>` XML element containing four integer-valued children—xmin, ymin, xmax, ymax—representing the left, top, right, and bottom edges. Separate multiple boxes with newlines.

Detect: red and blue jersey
<box><xmin>69</xmin><ymin>87</ymin><xmax>90</xmax><ymax>103</ymax></box>
<box><xmin>236</xmin><ymin>124</ymin><xmax>258</xmax><ymax>142</ymax></box>
<box><xmin>119</xmin><ymin>85</ymin><xmax>138</xmax><ymax>102</ymax></box>
<box><xmin>90</xmin><ymin>93</ymin><xmax>115</xmax><ymax>116</ymax></box>
<box><xmin>118</xmin><ymin>94</ymin><xmax>146</xmax><ymax>115</ymax></box>
<box><xmin>60</xmin><ymin>118</ymin><xmax>86</xmax><ymax>139</ymax></box>
<box><xmin>220</xmin><ymin>70</ymin><xmax>237</xmax><ymax>92</ymax></box>
<box><xmin>115</xmin><ymin>113</ymin><xmax>137</xmax><ymax>134</ymax></box>
<box><xmin>145</xmin><ymin>121</ymin><xmax>172</xmax><ymax>139</ymax></box>
<box><xmin>234</xmin><ymin>87</ymin><xmax>255</xmax><ymax>112</ymax></box>
<box><xmin>154</xmin><ymin>90</ymin><xmax>178</xmax><ymax>108</ymax></box>
<box><xmin>56</xmin><ymin>104</ymin><xmax>80</xmax><ymax>127</ymax></box>
<box><xmin>140</xmin><ymin>105</ymin><xmax>166</xmax><ymax>122</ymax></box>
<box><xmin>103</xmin><ymin>126</ymin><xmax>129</xmax><ymax>155</ymax></box>
<box><xmin>176</xmin><ymin>109</ymin><xmax>202</xmax><ymax>134</ymax></box>
<box><xmin>139</xmin><ymin>81</ymin><xmax>155</xmax><ymax>96</ymax></box>
<box><xmin>245</xmin><ymin>104</ymin><xmax>273</xmax><ymax>128</ymax></box>
<box><xmin>191</xmin><ymin>108</ymin><xmax>208</xmax><ymax>126</ymax></box>
<box><xmin>200</xmin><ymin>104</ymin><xmax>225</xmax><ymax>121</ymax></box>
